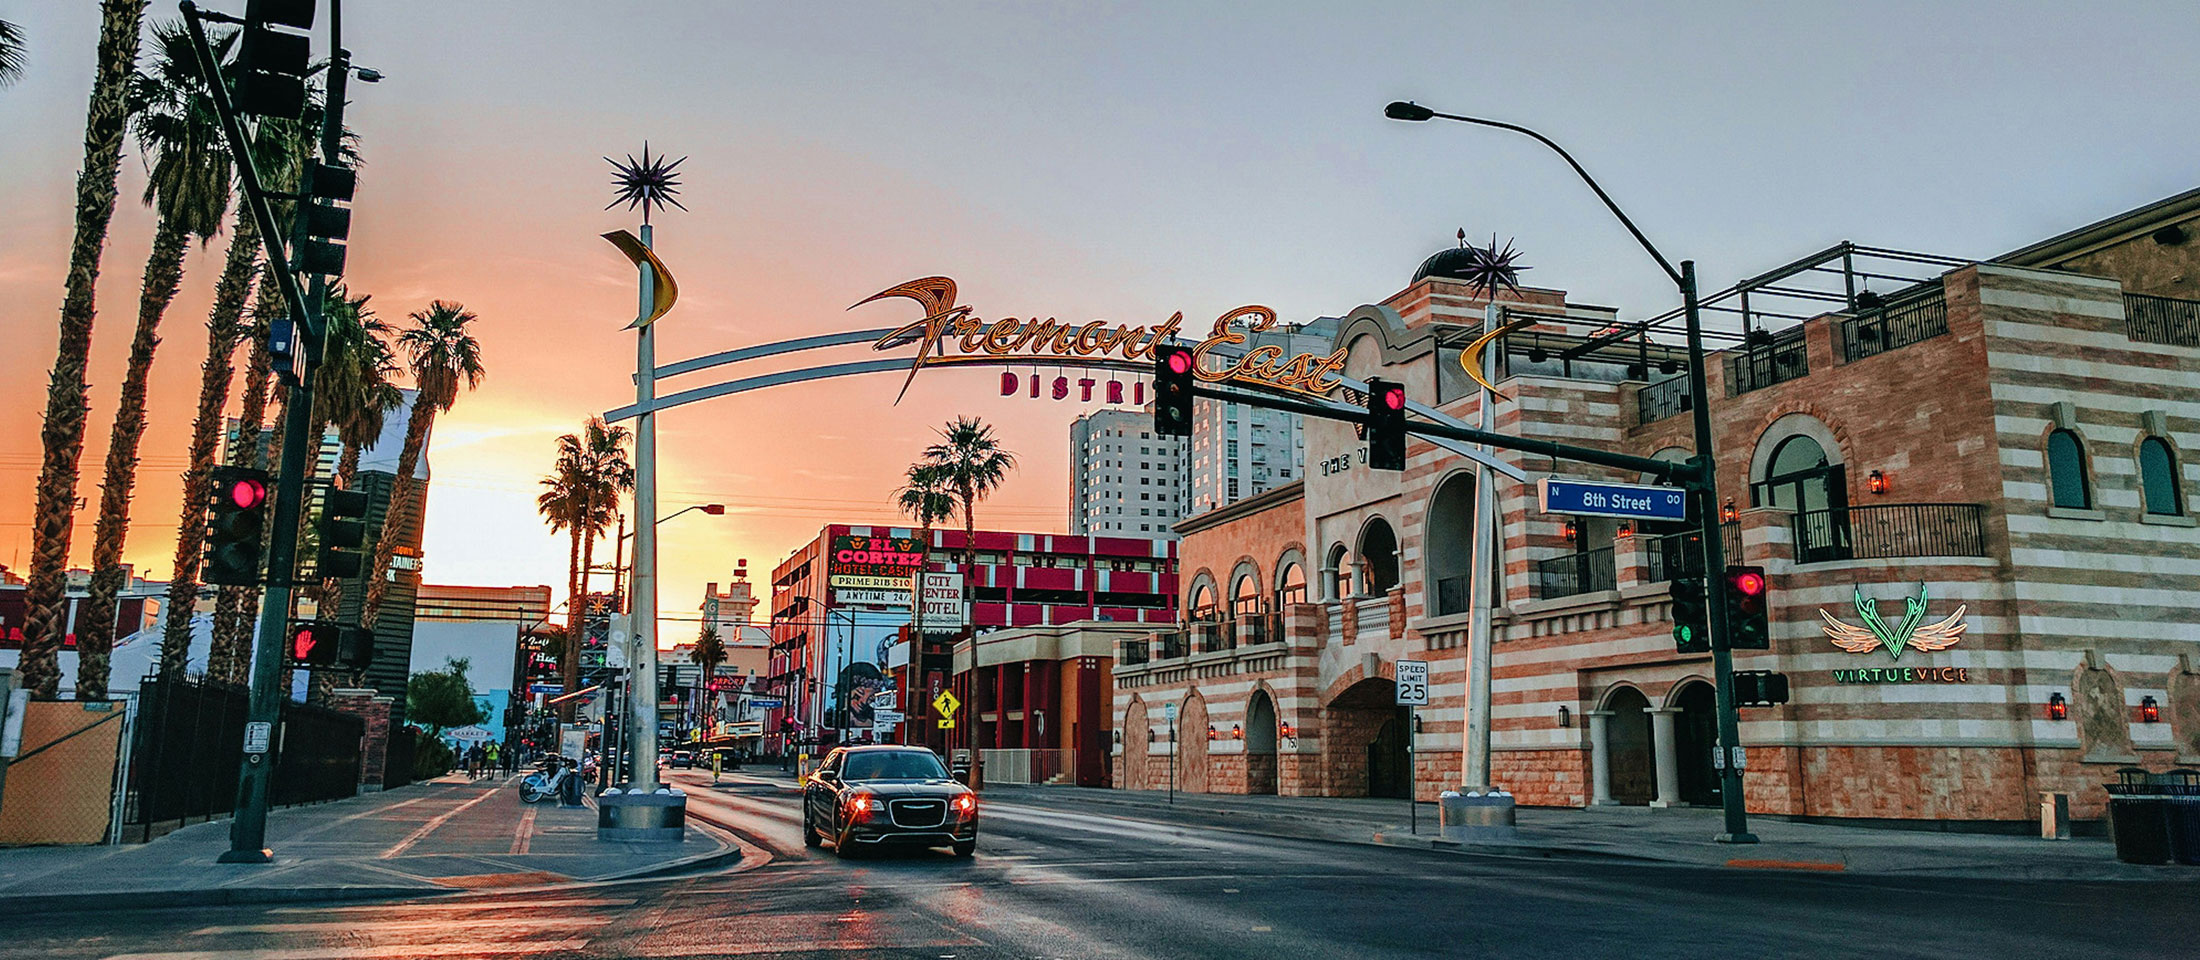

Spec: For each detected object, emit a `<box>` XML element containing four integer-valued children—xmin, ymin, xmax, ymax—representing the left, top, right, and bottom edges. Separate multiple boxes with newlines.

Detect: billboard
<box><xmin>826</xmin><ymin>608</ymin><xmax>907</xmax><ymax>730</ymax></box>
<box><xmin>918</xmin><ymin>572</ymin><xmax>966</xmax><ymax>631</ymax></box>
<box><xmin>827</xmin><ymin>534</ymin><xmax>924</xmax><ymax>590</ymax></box>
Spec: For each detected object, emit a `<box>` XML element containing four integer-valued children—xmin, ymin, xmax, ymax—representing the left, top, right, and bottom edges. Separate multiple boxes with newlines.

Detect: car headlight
<box><xmin>953</xmin><ymin>794</ymin><xmax>977</xmax><ymax>817</ymax></box>
<box><xmin>847</xmin><ymin>793</ymin><xmax>875</xmax><ymax>821</ymax></box>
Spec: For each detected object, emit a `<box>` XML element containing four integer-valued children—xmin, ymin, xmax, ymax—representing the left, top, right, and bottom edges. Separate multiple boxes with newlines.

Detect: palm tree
<box><xmin>75</xmin><ymin>21</ymin><xmax>236</xmax><ymax>699</ymax></box>
<box><xmin>18</xmin><ymin>0</ymin><xmax>150</xmax><ymax>700</ymax></box>
<box><xmin>536</xmin><ymin>469</ymin><xmax>585</xmax><ymax>713</ymax></box>
<box><xmin>0</xmin><ymin>18</ymin><xmax>26</xmax><ymax>87</ymax></box>
<box><xmin>567</xmin><ymin>418</ymin><xmax>631</xmax><ymax>674</ymax></box>
<box><xmin>921</xmin><ymin>416</ymin><xmax>1018</xmax><ymax>581</ymax></box>
<box><xmin>895</xmin><ymin>461</ymin><xmax>957</xmax><ymax>667</ymax></box>
<box><xmin>359</xmin><ymin>302</ymin><xmax>485</xmax><ymax>631</ymax></box>
<box><xmin>692</xmin><ymin>624</ymin><xmax>727</xmax><ymax>685</ymax></box>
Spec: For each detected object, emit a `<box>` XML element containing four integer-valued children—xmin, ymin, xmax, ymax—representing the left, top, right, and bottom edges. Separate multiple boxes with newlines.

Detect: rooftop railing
<box><xmin>1636</xmin><ymin>375</ymin><xmax>1693</xmax><ymax>425</ymax></box>
<box><xmin>1841</xmin><ymin>291</ymin><xmax>1949</xmax><ymax>362</ymax></box>
<box><xmin>1726</xmin><ymin>332</ymin><xmax>1809</xmax><ymax>395</ymax></box>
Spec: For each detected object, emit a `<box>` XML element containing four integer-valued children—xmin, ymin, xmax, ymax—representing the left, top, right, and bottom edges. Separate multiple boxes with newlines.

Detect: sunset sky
<box><xmin>4</xmin><ymin>2</ymin><xmax>2197</xmax><ymax>648</ymax></box>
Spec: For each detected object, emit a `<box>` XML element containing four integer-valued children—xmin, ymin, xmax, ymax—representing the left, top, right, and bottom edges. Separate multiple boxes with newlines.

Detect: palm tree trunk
<box><xmin>359</xmin><ymin>403</ymin><xmax>435</xmax><ymax>631</ymax></box>
<box><xmin>160</xmin><ymin>212</ymin><xmax>260</xmax><ymax>679</ymax></box>
<box><xmin>18</xmin><ymin>0</ymin><xmax>150</xmax><ymax>700</ymax></box>
<box><xmin>209</xmin><ymin>272</ymin><xmax>280</xmax><ymax>684</ymax></box>
<box><xmin>76</xmin><ymin>218</ymin><xmax>190</xmax><ymax>699</ymax></box>
<box><xmin>560</xmin><ymin>525</ymin><xmax>581</xmax><ymax>723</ymax></box>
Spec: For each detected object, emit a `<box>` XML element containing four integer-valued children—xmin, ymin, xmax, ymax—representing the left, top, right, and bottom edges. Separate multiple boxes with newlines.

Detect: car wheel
<box><xmin>952</xmin><ymin>839</ymin><xmax>976</xmax><ymax>858</ymax></box>
<box><xmin>801</xmin><ymin>814</ymin><xmax>821</xmax><ymax>849</ymax></box>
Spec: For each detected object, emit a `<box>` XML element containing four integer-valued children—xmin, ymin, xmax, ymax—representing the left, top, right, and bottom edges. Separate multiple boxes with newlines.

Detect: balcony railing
<box><xmin>1535</xmin><ymin>546</ymin><xmax>1616</xmax><ymax>600</ymax></box>
<box><xmin>2124</xmin><ymin>293</ymin><xmax>2200</xmax><ymax>348</ymax></box>
<box><xmin>1644</xmin><ymin>523</ymin><xmax>1744</xmax><ymax>583</ymax></box>
<box><xmin>1793</xmin><ymin>502</ymin><xmax>1987</xmax><ymax>564</ymax></box>
<box><xmin>1637</xmin><ymin>375</ymin><xmax>1693</xmax><ymax>425</ymax></box>
<box><xmin>1195</xmin><ymin>620</ymin><xmax>1236</xmax><ymax>654</ymax></box>
<box><xmin>1841</xmin><ymin>292</ymin><xmax>1949</xmax><ymax>362</ymax></box>
<box><xmin>1726</xmin><ymin>332</ymin><xmax>1809</xmax><ymax>395</ymax></box>
<box><xmin>1118</xmin><ymin>637</ymin><xmax>1149</xmax><ymax>666</ymax></box>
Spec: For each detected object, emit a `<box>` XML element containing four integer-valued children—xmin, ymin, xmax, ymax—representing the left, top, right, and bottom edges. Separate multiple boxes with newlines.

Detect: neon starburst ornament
<box><xmin>605</xmin><ymin>142</ymin><xmax>688</xmax><ymax>225</ymax></box>
<box><xmin>1462</xmin><ymin>231</ymin><xmax>1530</xmax><ymax>300</ymax></box>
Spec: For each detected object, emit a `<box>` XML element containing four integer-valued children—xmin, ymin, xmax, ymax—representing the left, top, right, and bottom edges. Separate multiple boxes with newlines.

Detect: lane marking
<box><xmin>378</xmin><ymin>787</ymin><xmax>503</xmax><ymax>859</ymax></box>
<box><xmin>105</xmin><ymin>941</ymin><xmax>590</xmax><ymax>960</ymax></box>
<box><xmin>1726</xmin><ymin>859</ymin><xmax>1847</xmax><ymax>872</ymax></box>
<box><xmin>191</xmin><ymin>917</ymin><xmax>614</xmax><ymax>936</ymax></box>
<box><xmin>509</xmin><ymin>805</ymin><xmax>537</xmax><ymax>855</ymax></box>
<box><xmin>268</xmin><ymin>897</ymin><xmax>632</xmax><ymax>914</ymax></box>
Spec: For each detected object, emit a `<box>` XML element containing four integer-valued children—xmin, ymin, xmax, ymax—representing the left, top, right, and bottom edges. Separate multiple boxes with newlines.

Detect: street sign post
<box><xmin>1164</xmin><ymin>702</ymin><xmax>1178</xmax><ymax>804</ymax></box>
<box><xmin>1537</xmin><ymin>478</ymin><xmax>1688</xmax><ymax>523</ymax></box>
<box><xmin>1395</xmin><ymin>660</ymin><xmax>1428</xmax><ymax>833</ymax></box>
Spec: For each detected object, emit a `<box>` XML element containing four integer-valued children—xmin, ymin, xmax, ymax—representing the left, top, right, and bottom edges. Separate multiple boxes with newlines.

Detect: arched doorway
<box><xmin>1603</xmin><ymin>686</ymin><xmax>1655</xmax><ymax>805</ymax></box>
<box><xmin>1178</xmin><ymin>692</ymin><xmax>1210</xmax><ymax>793</ymax></box>
<box><xmin>1124</xmin><ymin>699</ymin><xmax>1150</xmax><ymax>790</ymax></box>
<box><xmin>1671</xmin><ymin>681</ymin><xmax>1722</xmax><ymax>806</ymax></box>
<box><xmin>1424</xmin><ymin>473</ymin><xmax>1476</xmax><ymax>615</ymax></box>
<box><xmin>1754</xmin><ymin>433</ymin><xmax>1849</xmax><ymax>562</ymax></box>
<box><xmin>1327</xmin><ymin>677</ymin><xmax>1410</xmax><ymax>798</ymax></box>
<box><xmin>1245</xmin><ymin>689</ymin><xmax>1278</xmax><ymax>795</ymax></box>
<box><xmin>1358</xmin><ymin>518</ymin><xmax>1400</xmax><ymax>596</ymax></box>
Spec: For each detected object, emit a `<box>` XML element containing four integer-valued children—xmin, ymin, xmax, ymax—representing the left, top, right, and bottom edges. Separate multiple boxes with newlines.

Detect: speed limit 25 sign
<box><xmin>1394</xmin><ymin>660</ymin><xmax>1429</xmax><ymax>706</ymax></box>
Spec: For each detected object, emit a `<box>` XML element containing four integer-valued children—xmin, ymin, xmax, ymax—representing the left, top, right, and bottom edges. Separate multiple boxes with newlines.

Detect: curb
<box><xmin>0</xmin><ymin>884</ymin><xmax>436</xmax><ymax>916</ymax></box>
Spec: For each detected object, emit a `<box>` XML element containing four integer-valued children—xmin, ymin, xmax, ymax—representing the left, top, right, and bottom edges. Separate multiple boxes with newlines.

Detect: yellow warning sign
<box><xmin>936</xmin><ymin>717</ymin><xmax>955</xmax><ymax>730</ymax></box>
<box><xmin>932</xmin><ymin>690</ymin><xmax>961</xmax><ymax>717</ymax></box>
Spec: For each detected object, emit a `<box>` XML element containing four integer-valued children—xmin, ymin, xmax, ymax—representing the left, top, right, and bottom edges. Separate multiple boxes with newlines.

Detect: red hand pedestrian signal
<box><xmin>289</xmin><ymin>621</ymin><xmax>340</xmax><ymax>666</ymax></box>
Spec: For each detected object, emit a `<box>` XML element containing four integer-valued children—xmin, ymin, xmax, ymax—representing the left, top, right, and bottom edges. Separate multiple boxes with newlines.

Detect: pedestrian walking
<box><xmin>485</xmin><ymin>742</ymin><xmax>501</xmax><ymax>778</ymax></box>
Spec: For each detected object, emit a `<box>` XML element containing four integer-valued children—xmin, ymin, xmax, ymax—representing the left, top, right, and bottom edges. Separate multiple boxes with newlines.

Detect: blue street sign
<box><xmin>1538</xmin><ymin>478</ymin><xmax>1688</xmax><ymax>522</ymax></box>
<box><xmin>747</xmin><ymin>698</ymin><xmax>784</xmax><ymax>709</ymax></box>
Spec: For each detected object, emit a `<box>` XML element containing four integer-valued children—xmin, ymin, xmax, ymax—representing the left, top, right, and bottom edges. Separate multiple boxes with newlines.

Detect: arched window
<box><xmin>2047</xmin><ymin>429</ymin><xmax>2091</xmax><ymax>510</ymax></box>
<box><xmin>1189</xmin><ymin>580</ymin><xmax>1218</xmax><ymax>623</ymax></box>
<box><xmin>1754</xmin><ymin>435</ymin><xmax>1844</xmax><ymax>512</ymax></box>
<box><xmin>1231</xmin><ymin>570</ymin><xmax>1263</xmax><ymax>619</ymax></box>
<box><xmin>1358</xmin><ymin>517</ymin><xmax>1400</xmax><ymax>596</ymax></box>
<box><xmin>1424</xmin><ymin>473</ymin><xmax>1477</xmax><ymax>615</ymax></box>
<box><xmin>1325</xmin><ymin>543</ymin><xmax>1352</xmax><ymax>600</ymax></box>
<box><xmin>2141</xmin><ymin>437</ymin><xmax>2183</xmax><ymax>516</ymax></box>
<box><xmin>1275</xmin><ymin>561</ymin><xmax>1307</xmax><ymax>607</ymax></box>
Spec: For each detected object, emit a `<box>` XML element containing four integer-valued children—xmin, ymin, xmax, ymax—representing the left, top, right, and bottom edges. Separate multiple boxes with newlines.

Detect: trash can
<box><xmin>2106</xmin><ymin>783</ymin><xmax>2174</xmax><ymax>865</ymax></box>
<box><xmin>2165</xmin><ymin>770</ymin><xmax>2200</xmax><ymax>867</ymax></box>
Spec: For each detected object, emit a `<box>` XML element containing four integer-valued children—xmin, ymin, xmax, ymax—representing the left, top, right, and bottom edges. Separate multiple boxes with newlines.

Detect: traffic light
<box><xmin>338</xmin><ymin>625</ymin><xmax>375</xmax><ymax>670</ymax></box>
<box><xmin>294</xmin><ymin>161</ymin><xmax>355</xmax><ymax>278</ymax></box>
<box><xmin>1153</xmin><ymin>344</ymin><xmax>1194</xmax><ymax>437</ymax></box>
<box><xmin>1722</xmin><ymin>564</ymin><xmax>1771</xmax><ymax>650</ymax></box>
<box><xmin>1365</xmin><ymin>377</ymin><xmax>1407</xmax><ymax>470</ymax></box>
<box><xmin>1669</xmin><ymin>576</ymin><xmax>1709</xmax><ymax>653</ymax></box>
<box><xmin>1732</xmin><ymin>670</ymin><xmax>1791</xmax><ymax>705</ymax></box>
<box><xmin>289</xmin><ymin>620</ymin><xmax>341</xmax><ymax>667</ymax></box>
<box><xmin>236</xmin><ymin>0</ymin><xmax>316</xmax><ymax>118</ymax></box>
<box><xmin>316</xmin><ymin>486</ymin><xmax>368</xmax><ymax>579</ymax></box>
<box><xmin>205</xmin><ymin>465</ymin><xmax>272</xmax><ymax>586</ymax></box>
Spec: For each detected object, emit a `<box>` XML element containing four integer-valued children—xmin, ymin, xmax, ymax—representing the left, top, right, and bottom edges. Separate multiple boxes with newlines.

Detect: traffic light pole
<box><xmin>1679</xmin><ymin>262</ymin><xmax>1757</xmax><ymax>843</ymax></box>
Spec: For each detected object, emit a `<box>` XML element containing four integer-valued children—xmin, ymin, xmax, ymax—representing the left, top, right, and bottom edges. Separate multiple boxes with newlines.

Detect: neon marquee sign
<box><xmin>857</xmin><ymin>276</ymin><xmax>1350</xmax><ymax>401</ymax></box>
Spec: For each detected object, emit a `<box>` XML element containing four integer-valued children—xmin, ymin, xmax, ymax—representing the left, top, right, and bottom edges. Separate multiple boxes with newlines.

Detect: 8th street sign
<box><xmin>1538</xmin><ymin>478</ymin><xmax>1687</xmax><ymax>522</ymax></box>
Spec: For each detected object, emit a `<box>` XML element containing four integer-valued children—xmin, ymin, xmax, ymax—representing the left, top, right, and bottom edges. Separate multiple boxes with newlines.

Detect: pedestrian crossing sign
<box><xmin>937</xmin><ymin>716</ymin><xmax>955</xmax><ymax>730</ymax></box>
<box><xmin>933</xmin><ymin>690</ymin><xmax>961</xmax><ymax>717</ymax></box>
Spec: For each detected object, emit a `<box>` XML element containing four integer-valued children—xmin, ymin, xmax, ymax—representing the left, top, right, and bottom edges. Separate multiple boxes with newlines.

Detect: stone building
<box><xmin>1112</xmin><ymin>189</ymin><xmax>2200</xmax><ymax>826</ymax></box>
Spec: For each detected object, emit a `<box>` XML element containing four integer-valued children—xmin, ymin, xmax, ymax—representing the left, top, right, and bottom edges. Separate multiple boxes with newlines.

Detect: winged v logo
<box><xmin>1819</xmin><ymin>583</ymin><xmax>1966</xmax><ymax>659</ymax></box>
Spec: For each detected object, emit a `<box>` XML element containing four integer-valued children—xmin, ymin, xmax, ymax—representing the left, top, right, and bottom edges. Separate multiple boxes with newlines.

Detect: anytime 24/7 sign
<box><xmin>828</xmin><ymin>535</ymin><xmax>924</xmax><ymax>589</ymax></box>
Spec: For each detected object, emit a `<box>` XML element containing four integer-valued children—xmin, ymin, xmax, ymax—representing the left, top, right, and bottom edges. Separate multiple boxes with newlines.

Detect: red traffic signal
<box><xmin>1731</xmin><ymin>568</ymin><xmax>1767</xmax><ymax>599</ymax></box>
<box><xmin>1721</xmin><ymin>565</ymin><xmax>1771</xmax><ymax>649</ymax></box>
<box><xmin>1381</xmin><ymin>385</ymin><xmax>1405</xmax><ymax>411</ymax></box>
<box><xmin>224</xmin><ymin>475</ymin><xmax>268</xmax><ymax>510</ymax></box>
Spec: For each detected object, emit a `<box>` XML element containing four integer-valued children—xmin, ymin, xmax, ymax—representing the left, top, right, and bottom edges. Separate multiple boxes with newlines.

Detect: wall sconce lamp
<box><xmin>1721</xmin><ymin>499</ymin><xmax>1739</xmax><ymax>524</ymax></box>
<box><xmin>1113</xmin><ymin>730</ymin><xmax>1123</xmax><ymax>746</ymax></box>
<box><xmin>1231</xmin><ymin>724</ymin><xmax>1244</xmax><ymax>741</ymax></box>
<box><xmin>2141</xmin><ymin>696</ymin><xmax>2161</xmax><ymax>724</ymax></box>
<box><xmin>1280</xmin><ymin>722</ymin><xmax>1297</xmax><ymax>739</ymax></box>
<box><xmin>1412</xmin><ymin>714</ymin><xmax>1424</xmax><ymax>734</ymax></box>
<box><xmin>2047</xmin><ymin>692</ymin><xmax>2069</xmax><ymax>721</ymax></box>
<box><xmin>1868</xmin><ymin>470</ymin><xmax>1889</xmax><ymax>495</ymax></box>
<box><xmin>1207</xmin><ymin>724</ymin><xmax>1219</xmax><ymax>741</ymax></box>
<box><xmin>1560</xmin><ymin>520</ymin><xmax>1579</xmax><ymax>540</ymax></box>
<box><xmin>1558</xmin><ymin>705</ymin><xmax>1573</xmax><ymax>728</ymax></box>
<box><xmin>1148</xmin><ymin>728</ymin><xmax>1157</xmax><ymax>744</ymax></box>
<box><xmin>1616</xmin><ymin>522</ymin><xmax>1634</xmax><ymax>539</ymax></box>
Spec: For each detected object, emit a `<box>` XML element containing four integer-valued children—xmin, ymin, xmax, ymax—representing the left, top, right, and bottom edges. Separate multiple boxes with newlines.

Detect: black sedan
<box><xmin>802</xmin><ymin>745</ymin><xmax>977</xmax><ymax>858</ymax></box>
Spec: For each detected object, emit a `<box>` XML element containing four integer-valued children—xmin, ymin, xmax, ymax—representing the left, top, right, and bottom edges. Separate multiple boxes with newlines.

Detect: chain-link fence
<box><xmin>0</xmin><ymin>699</ymin><xmax>129</xmax><ymax>845</ymax></box>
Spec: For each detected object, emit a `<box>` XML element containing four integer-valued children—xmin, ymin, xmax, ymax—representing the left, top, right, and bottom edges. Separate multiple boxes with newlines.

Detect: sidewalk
<box><xmin>0</xmin><ymin>773</ymin><xmax>746</xmax><ymax>913</ymax></box>
<box><xmin>984</xmin><ymin>784</ymin><xmax>2187</xmax><ymax>882</ymax></box>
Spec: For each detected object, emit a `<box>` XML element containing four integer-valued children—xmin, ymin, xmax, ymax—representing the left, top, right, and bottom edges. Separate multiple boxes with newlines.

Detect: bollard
<box><xmin>1440</xmin><ymin>790</ymin><xmax>1518</xmax><ymax>842</ymax></box>
<box><xmin>2040</xmin><ymin>791</ymin><xmax>2070</xmax><ymax>840</ymax></box>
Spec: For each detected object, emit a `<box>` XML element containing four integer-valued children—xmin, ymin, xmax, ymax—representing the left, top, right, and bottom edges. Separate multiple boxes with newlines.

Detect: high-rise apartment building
<box><xmin>1069</xmin><ymin>407</ymin><xmax>1187</xmax><ymax>537</ymax></box>
<box><xmin>1186</xmin><ymin>317</ymin><xmax>1338</xmax><ymax>517</ymax></box>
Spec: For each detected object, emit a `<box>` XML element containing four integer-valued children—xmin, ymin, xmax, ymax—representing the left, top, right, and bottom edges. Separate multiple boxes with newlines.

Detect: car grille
<box><xmin>889</xmin><ymin>798</ymin><xmax>948</xmax><ymax>828</ymax></box>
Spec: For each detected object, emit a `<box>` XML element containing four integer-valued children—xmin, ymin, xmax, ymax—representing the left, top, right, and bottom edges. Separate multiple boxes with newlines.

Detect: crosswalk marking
<box><xmin>104</xmin><ymin>941</ymin><xmax>589</xmax><ymax>960</ymax></box>
<box><xmin>268</xmin><ymin>897</ymin><xmax>632</xmax><ymax>915</ymax></box>
<box><xmin>192</xmin><ymin>916</ymin><xmax>613</xmax><ymax>936</ymax></box>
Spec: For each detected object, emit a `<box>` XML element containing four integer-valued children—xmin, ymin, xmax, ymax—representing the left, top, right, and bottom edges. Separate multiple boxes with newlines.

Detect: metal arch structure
<box><xmin>601</xmin><ymin>328</ymin><xmax>1528</xmax><ymax>481</ymax></box>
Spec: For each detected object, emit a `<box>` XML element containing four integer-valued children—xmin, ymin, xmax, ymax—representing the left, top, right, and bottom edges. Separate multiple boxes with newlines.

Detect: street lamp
<box><xmin>1386</xmin><ymin>100</ymin><xmax>1755</xmax><ymax>844</ymax></box>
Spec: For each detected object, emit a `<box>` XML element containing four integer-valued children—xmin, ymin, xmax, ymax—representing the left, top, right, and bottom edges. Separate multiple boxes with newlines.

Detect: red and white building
<box><xmin>1114</xmin><ymin>188</ymin><xmax>2200</xmax><ymax>827</ymax></box>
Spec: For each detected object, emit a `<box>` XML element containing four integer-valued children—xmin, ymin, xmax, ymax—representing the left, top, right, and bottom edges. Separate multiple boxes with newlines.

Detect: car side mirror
<box><xmin>816</xmin><ymin>770</ymin><xmax>837</xmax><ymax>784</ymax></box>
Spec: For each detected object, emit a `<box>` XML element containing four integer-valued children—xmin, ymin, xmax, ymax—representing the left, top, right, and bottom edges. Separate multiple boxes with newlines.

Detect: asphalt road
<box><xmin>6</xmin><ymin>770</ymin><xmax>2196</xmax><ymax>960</ymax></box>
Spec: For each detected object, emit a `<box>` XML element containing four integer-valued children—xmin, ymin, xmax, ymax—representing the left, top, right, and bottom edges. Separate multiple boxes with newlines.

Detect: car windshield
<box><xmin>841</xmin><ymin>750</ymin><xmax>949</xmax><ymax>781</ymax></box>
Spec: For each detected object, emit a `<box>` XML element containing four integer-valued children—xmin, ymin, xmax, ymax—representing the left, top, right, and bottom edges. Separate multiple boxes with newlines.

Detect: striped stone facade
<box><xmin>1111</xmin><ymin>194</ymin><xmax>2200</xmax><ymax>825</ymax></box>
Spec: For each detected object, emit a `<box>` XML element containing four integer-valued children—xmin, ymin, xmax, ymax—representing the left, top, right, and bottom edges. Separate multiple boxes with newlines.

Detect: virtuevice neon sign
<box><xmin>858</xmin><ymin>276</ymin><xmax>1350</xmax><ymax>401</ymax></box>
